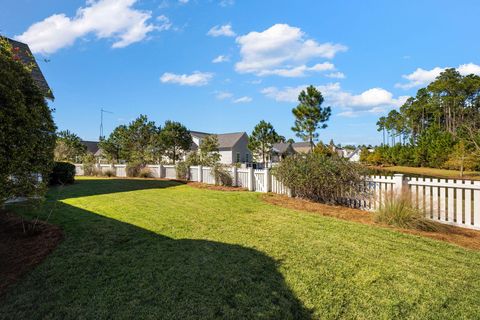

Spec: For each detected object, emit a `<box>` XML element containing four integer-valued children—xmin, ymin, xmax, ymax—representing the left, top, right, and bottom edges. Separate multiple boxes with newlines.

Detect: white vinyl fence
<box><xmin>74</xmin><ymin>164</ymin><xmax>480</xmax><ymax>230</ymax></box>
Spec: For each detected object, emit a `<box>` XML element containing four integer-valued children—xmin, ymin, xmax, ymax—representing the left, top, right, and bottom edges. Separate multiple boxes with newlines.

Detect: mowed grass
<box><xmin>374</xmin><ymin>165</ymin><xmax>480</xmax><ymax>180</ymax></box>
<box><xmin>2</xmin><ymin>178</ymin><xmax>480</xmax><ymax>319</ymax></box>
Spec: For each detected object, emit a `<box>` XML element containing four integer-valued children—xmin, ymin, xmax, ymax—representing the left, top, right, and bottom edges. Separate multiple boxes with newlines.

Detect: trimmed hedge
<box><xmin>49</xmin><ymin>162</ymin><xmax>76</xmax><ymax>185</ymax></box>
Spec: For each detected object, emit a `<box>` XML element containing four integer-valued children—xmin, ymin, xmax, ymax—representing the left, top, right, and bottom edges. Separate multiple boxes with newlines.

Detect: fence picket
<box><xmin>439</xmin><ymin>179</ymin><xmax>446</xmax><ymax>222</ymax></box>
<box><xmin>447</xmin><ymin>180</ymin><xmax>455</xmax><ymax>222</ymax></box>
<box><xmin>456</xmin><ymin>180</ymin><xmax>464</xmax><ymax>224</ymax></box>
<box><xmin>474</xmin><ymin>181</ymin><xmax>480</xmax><ymax>228</ymax></box>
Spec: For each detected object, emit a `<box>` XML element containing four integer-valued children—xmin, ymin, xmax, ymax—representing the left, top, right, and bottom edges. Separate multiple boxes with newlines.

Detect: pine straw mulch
<box><xmin>262</xmin><ymin>193</ymin><xmax>480</xmax><ymax>251</ymax></box>
<box><xmin>0</xmin><ymin>211</ymin><xmax>64</xmax><ymax>297</ymax></box>
<box><xmin>186</xmin><ymin>181</ymin><xmax>248</xmax><ymax>192</ymax></box>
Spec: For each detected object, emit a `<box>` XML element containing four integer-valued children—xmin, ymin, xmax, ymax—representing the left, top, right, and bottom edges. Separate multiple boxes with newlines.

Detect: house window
<box><xmin>236</xmin><ymin>152</ymin><xmax>240</xmax><ymax>163</ymax></box>
<box><xmin>245</xmin><ymin>153</ymin><xmax>250</xmax><ymax>163</ymax></box>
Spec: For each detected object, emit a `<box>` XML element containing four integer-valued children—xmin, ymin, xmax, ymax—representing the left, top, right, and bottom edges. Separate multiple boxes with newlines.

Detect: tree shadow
<box><xmin>50</xmin><ymin>178</ymin><xmax>185</xmax><ymax>200</ymax></box>
<box><xmin>1</xmin><ymin>201</ymin><xmax>312</xmax><ymax>319</ymax></box>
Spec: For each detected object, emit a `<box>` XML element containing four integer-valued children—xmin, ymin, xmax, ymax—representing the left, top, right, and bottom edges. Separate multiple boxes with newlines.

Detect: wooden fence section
<box><xmin>74</xmin><ymin>164</ymin><xmax>480</xmax><ymax>230</ymax></box>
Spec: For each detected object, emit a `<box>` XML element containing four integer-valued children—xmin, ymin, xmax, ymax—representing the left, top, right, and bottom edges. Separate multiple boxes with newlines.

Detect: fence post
<box><xmin>248</xmin><ymin>167</ymin><xmax>254</xmax><ymax>191</ymax></box>
<box><xmin>232</xmin><ymin>166</ymin><xmax>237</xmax><ymax>187</ymax></box>
<box><xmin>393</xmin><ymin>174</ymin><xmax>406</xmax><ymax>198</ymax></box>
<box><xmin>198</xmin><ymin>165</ymin><xmax>203</xmax><ymax>183</ymax></box>
<box><xmin>158</xmin><ymin>164</ymin><xmax>164</xmax><ymax>178</ymax></box>
<box><xmin>264</xmin><ymin>168</ymin><xmax>270</xmax><ymax>193</ymax></box>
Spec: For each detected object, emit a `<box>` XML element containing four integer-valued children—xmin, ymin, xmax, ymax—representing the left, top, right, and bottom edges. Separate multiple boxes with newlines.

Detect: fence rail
<box><xmin>74</xmin><ymin>164</ymin><xmax>480</xmax><ymax>230</ymax></box>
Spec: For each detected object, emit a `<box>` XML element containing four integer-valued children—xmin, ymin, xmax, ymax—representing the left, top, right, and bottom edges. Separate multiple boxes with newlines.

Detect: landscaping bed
<box><xmin>0</xmin><ymin>211</ymin><xmax>63</xmax><ymax>296</ymax></box>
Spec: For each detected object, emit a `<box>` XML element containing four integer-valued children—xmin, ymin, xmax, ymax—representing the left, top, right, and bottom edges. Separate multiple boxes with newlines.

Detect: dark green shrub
<box><xmin>49</xmin><ymin>162</ymin><xmax>75</xmax><ymax>185</ymax></box>
<box><xmin>274</xmin><ymin>153</ymin><xmax>368</xmax><ymax>204</ymax></box>
<box><xmin>103</xmin><ymin>169</ymin><xmax>116</xmax><ymax>177</ymax></box>
<box><xmin>212</xmin><ymin>164</ymin><xmax>232</xmax><ymax>186</ymax></box>
<box><xmin>0</xmin><ymin>37</ymin><xmax>56</xmax><ymax>204</ymax></box>
<box><xmin>176</xmin><ymin>161</ymin><xmax>189</xmax><ymax>180</ymax></box>
<box><xmin>126</xmin><ymin>162</ymin><xmax>143</xmax><ymax>177</ymax></box>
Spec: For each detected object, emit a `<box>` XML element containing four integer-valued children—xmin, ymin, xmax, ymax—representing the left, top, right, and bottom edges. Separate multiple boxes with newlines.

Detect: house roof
<box><xmin>292</xmin><ymin>142</ymin><xmax>313</xmax><ymax>153</ymax></box>
<box><xmin>190</xmin><ymin>131</ymin><xmax>247</xmax><ymax>149</ymax></box>
<box><xmin>5</xmin><ymin>38</ymin><xmax>54</xmax><ymax>99</ymax></box>
<box><xmin>81</xmin><ymin>141</ymin><xmax>100</xmax><ymax>155</ymax></box>
<box><xmin>272</xmin><ymin>142</ymin><xmax>291</xmax><ymax>154</ymax></box>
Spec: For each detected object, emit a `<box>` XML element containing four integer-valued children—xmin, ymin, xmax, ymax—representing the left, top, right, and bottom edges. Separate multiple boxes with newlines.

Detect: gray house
<box><xmin>190</xmin><ymin>131</ymin><xmax>252</xmax><ymax>165</ymax></box>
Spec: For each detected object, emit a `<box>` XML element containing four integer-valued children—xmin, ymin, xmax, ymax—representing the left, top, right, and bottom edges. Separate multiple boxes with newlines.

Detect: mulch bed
<box><xmin>0</xmin><ymin>211</ymin><xmax>63</xmax><ymax>296</ymax></box>
<box><xmin>262</xmin><ymin>193</ymin><xmax>480</xmax><ymax>251</ymax></box>
<box><xmin>186</xmin><ymin>181</ymin><xmax>248</xmax><ymax>192</ymax></box>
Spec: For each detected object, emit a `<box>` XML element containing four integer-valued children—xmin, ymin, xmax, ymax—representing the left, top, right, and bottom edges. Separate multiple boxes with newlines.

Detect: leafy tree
<box><xmin>313</xmin><ymin>142</ymin><xmax>335</xmax><ymax>157</ymax></box>
<box><xmin>158</xmin><ymin>121</ymin><xmax>192</xmax><ymax>164</ymax></box>
<box><xmin>291</xmin><ymin>85</ymin><xmax>331</xmax><ymax>151</ymax></box>
<box><xmin>199</xmin><ymin>135</ymin><xmax>221</xmax><ymax>166</ymax></box>
<box><xmin>99</xmin><ymin>125</ymin><xmax>128</xmax><ymax>164</ymax></box>
<box><xmin>248</xmin><ymin>120</ymin><xmax>283</xmax><ymax>165</ymax></box>
<box><xmin>0</xmin><ymin>37</ymin><xmax>56</xmax><ymax>205</ymax></box>
<box><xmin>443</xmin><ymin>140</ymin><xmax>478</xmax><ymax>176</ymax></box>
<box><xmin>54</xmin><ymin>130</ymin><xmax>86</xmax><ymax>162</ymax></box>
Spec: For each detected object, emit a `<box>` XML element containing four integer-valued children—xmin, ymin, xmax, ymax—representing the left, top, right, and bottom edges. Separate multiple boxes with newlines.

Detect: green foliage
<box><xmin>158</xmin><ymin>120</ymin><xmax>192</xmax><ymax>164</ymax></box>
<box><xmin>199</xmin><ymin>135</ymin><xmax>221</xmax><ymax>166</ymax></box>
<box><xmin>274</xmin><ymin>153</ymin><xmax>367</xmax><ymax>204</ymax></box>
<box><xmin>126</xmin><ymin>162</ymin><xmax>143</xmax><ymax>177</ymax></box>
<box><xmin>443</xmin><ymin>140</ymin><xmax>479</xmax><ymax>174</ymax></box>
<box><xmin>374</xmin><ymin>194</ymin><xmax>441</xmax><ymax>231</ymax></box>
<box><xmin>54</xmin><ymin>130</ymin><xmax>86</xmax><ymax>162</ymax></box>
<box><xmin>291</xmin><ymin>85</ymin><xmax>331</xmax><ymax>149</ymax></box>
<box><xmin>82</xmin><ymin>153</ymin><xmax>98</xmax><ymax>176</ymax></box>
<box><xmin>313</xmin><ymin>141</ymin><xmax>335</xmax><ymax>157</ymax></box>
<box><xmin>102</xmin><ymin>169</ymin><xmax>116</xmax><ymax>177</ymax></box>
<box><xmin>248</xmin><ymin>120</ymin><xmax>282</xmax><ymax>164</ymax></box>
<box><xmin>49</xmin><ymin>162</ymin><xmax>75</xmax><ymax>185</ymax></box>
<box><xmin>0</xmin><ymin>37</ymin><xmax>56</xmax><ymax>204</ymax></box>
<box><xmin>176</xmin><ymin>161</ymin><xmax>189</xmax><ymax>180</ymax></box>
<box><xmin>212</xmin><ymin>164</ymin><xmax>233</xmax><ymax>186</ymax></box>
<box><xmin>98</xmin><ymin>125</ymin><xmax>128</xmax><ymax>164</ymax></box>
<box><xmin>373</xmin><ymin>67</ymin><xmax>480</xmax><ymax>169</ymax></box>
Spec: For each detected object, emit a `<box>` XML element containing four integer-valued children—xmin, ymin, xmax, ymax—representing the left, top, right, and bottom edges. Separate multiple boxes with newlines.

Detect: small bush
<box><xmin>374</xmin><ymin>193</ymin><xmax>441</xmax><ymax>231</ymax></box>
<box><xmin>102</xmin><ymin>169</ymin><xmax>116</xmax><ymax>177</ymax></box>
<box><xmin>274</xmin><ymin>153</ymin><xmax>368</xmax><ymax>204</ymax></box>
<box><xmin>126</xmin><ymin>162</ymin><xmax>143</xmax><ymax>177</ymax></box>
<box><xmin>49</xmin><ymin>162</ymin><xmax>76</xmax><ymax>185</ymax></box>
<box><xmin>138</xmin><ymin>167</ymin><xmax>152</xmax><ymax>178</ymax></box>
<box><xmin>176</xmin><ymin>161</ymin><xmax>189</xmax><ymax>180</ymax></box>
<box><xmin>212</xmin><ymin>164</ymin><xmax>232</xmax><ymax>186</ymax></box>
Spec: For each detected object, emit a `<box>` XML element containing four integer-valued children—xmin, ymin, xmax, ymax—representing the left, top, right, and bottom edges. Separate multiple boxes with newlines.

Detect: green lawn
<box><xmin>2</xmin><ymin>177</ymin><xmax>480</xmax><ymax>319</ymax></box>
<box><xmin>373</xmin><ymin>165</ymin><xmax>480</xmax><ymax>180</ymax></box>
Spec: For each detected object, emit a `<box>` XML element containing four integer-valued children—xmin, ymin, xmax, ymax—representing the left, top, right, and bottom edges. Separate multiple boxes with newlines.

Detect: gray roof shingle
<box><xmin>5</xmin><ymin>38</ymin><xmax>54</xmax><ymax>99</ymax></box>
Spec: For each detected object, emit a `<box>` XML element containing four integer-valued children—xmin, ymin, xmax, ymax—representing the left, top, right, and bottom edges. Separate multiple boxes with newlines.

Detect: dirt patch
<box><xmin>186</xmin><ymin>181</ymin><xmax>247</xmax><ymax>192</ymax></box>
<box><xmin>262</xmin><ymin>193</ymin><xmax>480</xmax><ymax>251</ymax></box>
<box><xmin>0</xmin><ymin>211</ymin><xmax>63</xmax><ymax>296</ymax></box>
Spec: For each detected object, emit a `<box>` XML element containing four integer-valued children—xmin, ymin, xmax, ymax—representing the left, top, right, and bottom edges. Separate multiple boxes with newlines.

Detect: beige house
<box><xmin>190</xmin><ymin>131</ymin><xmax>252</xmax><ymax>165</ymax></box>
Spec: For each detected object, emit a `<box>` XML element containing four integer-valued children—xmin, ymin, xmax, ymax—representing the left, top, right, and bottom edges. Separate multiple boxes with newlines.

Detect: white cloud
<box><xmin>215</xmin><ymin>91</ymin><xmax>233</xmax><ymax>100</ymax></box>
<box><xmin>261</xmin><ymin>83</ymin><xmax>409</xmax><ymax>116</ymax></box>
<box><xmin>212</xmin><ymin>55</ymin><xmax>230</xmax><ymax>63</ymax></box>
<box><xmin>233</xmin><ymin>96</ymin><xmax>252</xmax><ymax>103</ymax></box>
<box><xmin>207</xmin><ymin>24</ymin><xmax>236</xmax><ymax>37</ymax></box>
<box><xmin>15</xmin><ymin>0</ymin><xmax>159</xmax><ymax>54</ymax></box>
<box><xmin>235</xmin><ymin>24</ymin><xmax>347</xmax><ymax>77</ymax></box>
<box><xmin>179</xmin><ymin>0</ymin><xmax>189</xmax><ymax>3</ymax></box>
<box><xmin>219</xmin><ymin>0</ymin><xmax>234</xmax><ymax>6</ymax></box>
<box><xmin>258</xmin><ymin>62</ymin><xmax>335</xmax><ymax>77</ymax></box>
<box><xmin>396</xmin><ymin>63</ymin><xmax>480</xmax><ymax>89</ymax></box>
<box><xmin>160</xmin><ymin>71</ymin><xmax>213</xmax><ymax>86</ymax></box>
<box><xmin>326</xmin><ymin>71</ymin><xmax>345</xmax><ymax>79</ymax></box>
<box><xmin>156</xmin><ymin>15</ymin><xmax>172</xmax><ymax>31</ymax></box>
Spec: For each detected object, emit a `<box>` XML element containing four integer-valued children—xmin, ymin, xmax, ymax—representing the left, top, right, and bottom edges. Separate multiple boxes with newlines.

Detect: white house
<box><xmin>190</xmin><ymin>131</ymin><xmax>252</xmax><ymax>165</ymax></box>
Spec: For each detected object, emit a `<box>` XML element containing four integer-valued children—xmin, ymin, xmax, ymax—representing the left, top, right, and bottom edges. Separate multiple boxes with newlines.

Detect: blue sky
<box><xmin>2</xmin><ymin>0</ymin><xmax>480</xmax><ymax>145</ymax></box>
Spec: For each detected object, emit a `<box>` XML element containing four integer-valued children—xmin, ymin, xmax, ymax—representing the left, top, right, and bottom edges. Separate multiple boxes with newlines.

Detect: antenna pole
<box><xmin>99</xmin><ymin>108</ymin><xmax>113</xmax><ymax>141</ymax></box>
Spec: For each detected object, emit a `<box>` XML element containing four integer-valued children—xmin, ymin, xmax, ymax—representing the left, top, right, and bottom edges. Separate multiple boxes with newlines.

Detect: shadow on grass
<box><xmin>50</xmin><ymin>178</ymin><xmax>185</xmax><ymax>200</ymax></box>
<box><xmin>1</xmin><ymin>198</ymin><xmax>311</xmax><ymax>319</ymax></box>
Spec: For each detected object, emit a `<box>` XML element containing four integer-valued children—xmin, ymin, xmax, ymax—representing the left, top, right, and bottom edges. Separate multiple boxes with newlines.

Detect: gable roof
<box><xmin>4</xmin><ymin>38</ymin><xmax>54</xmax><ymax>99</ymax></box>
<box><xmin>291</xmin><ymin>142</ymin><xmax>313</xmax><ymax>153</ymax></box>
<box><xmin>81</xmin><ymin>141</ymin><xmax>100</xmax><ymax>154</ymax></box>
<box><xmin>190</xmin><ymin>131</ymin><xmax>247</xmax><ymax>149</ymax></box>
<box><xmin>272</xmin><ymin>142</ymin><xmax>294</xmax><ymax>154</ymax></box>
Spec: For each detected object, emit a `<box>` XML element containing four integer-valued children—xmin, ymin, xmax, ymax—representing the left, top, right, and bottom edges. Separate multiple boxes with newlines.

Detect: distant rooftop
<box><xmin>190</xmin><ymin>131</ymin><xmax>246</xmax><ymax>149</ymax></box>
